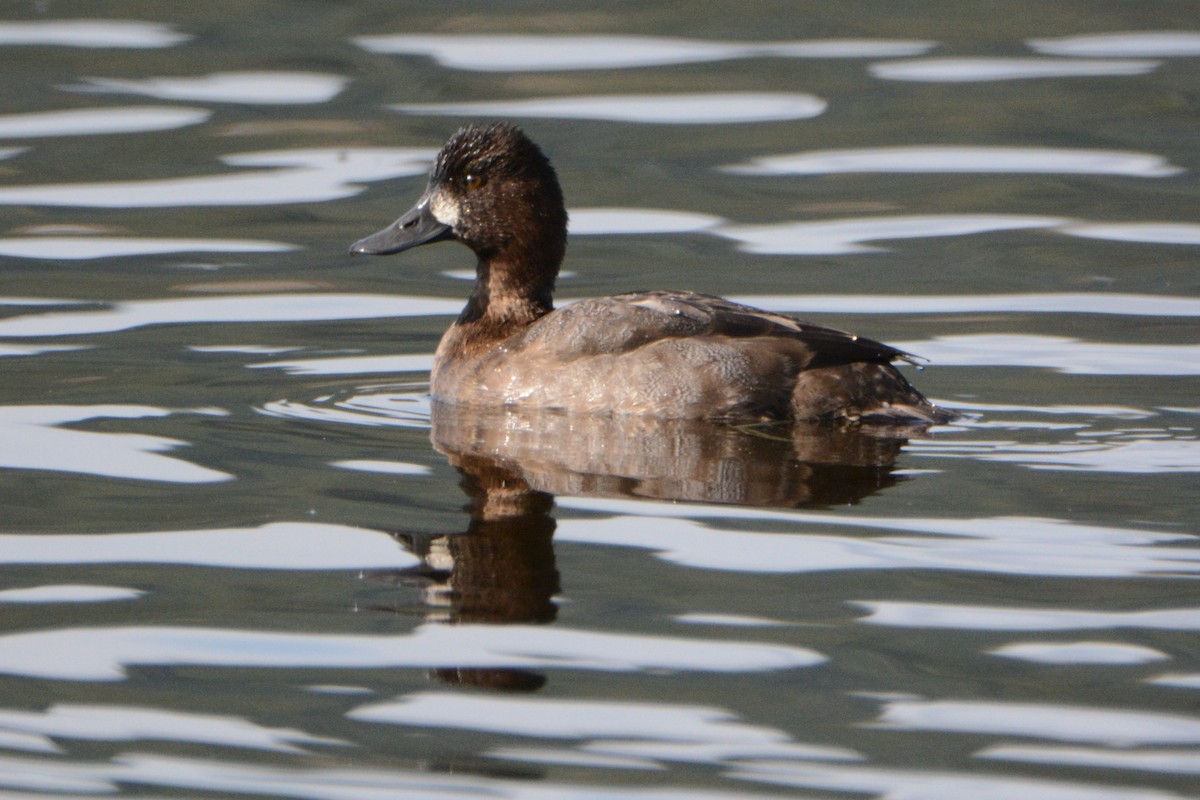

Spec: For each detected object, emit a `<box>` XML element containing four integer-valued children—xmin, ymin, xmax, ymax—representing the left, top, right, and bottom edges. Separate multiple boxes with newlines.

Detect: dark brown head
<box><xmin>350</xmin><ymin>123</ymin><xmax>568</xmax><ymax>304</ymax></box>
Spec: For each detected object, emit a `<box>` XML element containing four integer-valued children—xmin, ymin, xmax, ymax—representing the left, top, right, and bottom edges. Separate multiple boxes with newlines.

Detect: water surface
<box><xmin>1</xmin><ymin>2</ymin><xmax>1198</xmax><ymax>799</ymax></box>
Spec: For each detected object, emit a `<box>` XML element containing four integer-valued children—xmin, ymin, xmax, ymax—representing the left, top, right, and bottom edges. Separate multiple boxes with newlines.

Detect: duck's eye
<box><xmin>462</xmin><ymin>173</ymin><xmax>486</xmax><ymax>190</ymax></box>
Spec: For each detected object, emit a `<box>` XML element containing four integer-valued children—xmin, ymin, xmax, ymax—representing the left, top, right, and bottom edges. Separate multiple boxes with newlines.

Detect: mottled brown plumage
<box><xmin>351</xmin><ymin>123</ymin><xmax>955</xmax><ymax>424</ymax></box>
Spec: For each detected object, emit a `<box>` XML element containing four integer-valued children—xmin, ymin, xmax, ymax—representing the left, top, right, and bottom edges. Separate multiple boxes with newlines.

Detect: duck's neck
<box><xmin>454</xmin><ymin>254</ymin><xmax>555</xmax><ymax>343</ymax></box>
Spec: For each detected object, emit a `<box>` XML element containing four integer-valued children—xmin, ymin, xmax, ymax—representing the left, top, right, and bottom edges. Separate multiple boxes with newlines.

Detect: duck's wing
<box><xmin>520</xmin><ymin>290</ymin><xmax>914</xmax><ymax>366</ymax></box>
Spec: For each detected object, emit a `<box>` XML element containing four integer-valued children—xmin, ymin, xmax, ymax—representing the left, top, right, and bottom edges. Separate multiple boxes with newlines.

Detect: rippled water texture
<box><xmin>1</xmin><ymin>5</ymin><xmax>1198</xmax><ymax>800</ymax></box>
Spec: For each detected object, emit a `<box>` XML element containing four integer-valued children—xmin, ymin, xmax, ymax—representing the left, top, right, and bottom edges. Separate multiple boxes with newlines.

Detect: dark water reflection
<box><xmin>432</xmin><ymin>404</ymin><xmax>909</xmax><ymax>508</ymax></box>
<box><xmin>386</xmin><ymin>406</ymin><xmax>913</xmax><ymax>692</ymax></box>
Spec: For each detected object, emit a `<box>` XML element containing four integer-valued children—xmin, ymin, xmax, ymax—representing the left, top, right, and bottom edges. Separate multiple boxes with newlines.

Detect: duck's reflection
<box><xmin>387</xmin><ymin>403</ymin><xmax>917</xmax><ymax>691</ymax></box>
<box><xmin>431</xmin><ymin>403</ymin><xmax>907</xmax><ymax>507</ymax></box>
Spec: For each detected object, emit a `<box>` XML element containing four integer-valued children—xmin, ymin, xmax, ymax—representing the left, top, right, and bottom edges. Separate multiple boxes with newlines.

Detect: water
<box><xmin>1</xmin><ymin>2</ymin><xmax>1198</xmax><ymax>798</ymax></box>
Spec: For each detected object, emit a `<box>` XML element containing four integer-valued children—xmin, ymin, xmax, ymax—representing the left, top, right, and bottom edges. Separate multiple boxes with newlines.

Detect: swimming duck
<box><xmin>350</xmin><ymin>122</ymin><xmax>955</xmax><ymax>424</ymax></box>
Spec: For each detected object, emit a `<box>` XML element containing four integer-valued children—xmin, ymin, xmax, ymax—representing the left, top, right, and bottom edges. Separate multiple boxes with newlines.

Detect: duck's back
<box><xmin>431</xmin><ymin>291</ymin><xmax>953</xmax><ymax>423</ymax></box>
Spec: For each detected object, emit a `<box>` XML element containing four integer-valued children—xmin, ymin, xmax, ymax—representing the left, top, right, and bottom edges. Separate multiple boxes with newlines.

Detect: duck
<box><xmin>350</xmin><ymin>122</ymin><xmax>955</xmax><ymax>424</ymax></box>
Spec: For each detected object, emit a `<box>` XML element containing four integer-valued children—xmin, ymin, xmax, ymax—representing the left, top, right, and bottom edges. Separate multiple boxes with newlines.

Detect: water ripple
<box><xmin>0</xmin><ymin>343</ymin><xmax>88</xmax><ymax>358</ymax></box>
<box><xmin>0</xmin><ymin>585</ymin><xmax>145</xmax><ymax>604</ymax></box>
<box><xmin>354</xmin><ymin>33</ymin><xmax>935</xmax><ymax>72</ymax></box>
<box><xmin>1061</xmin><ymin>222</ymin><xmax>1200</xmax><ymax>246</ymax></box>
<box><xmin>1029</xmin><ymin>31</ymin><xmax>1200</xmax><ymax>58</ymax></box>
<box><xmin>716</xmin><ymin>213</ymin><xmax>1068</xmax><ymax>254</ymax></box>
<box><xmin>724</xmin><ymin>145</ymin><xmax>1183</xmax><ymax>176</ymax></box>
<box><xmin>569</xmin><ymin>208</ymin><xmax>726</xmax><ymax>234</ymax></box>
<box><xmin>253</xmin><ymin>353</ymin><xmax>434</xmax><ymax>376</ymax></box>
<box><xmin>727</xmin><ymin>293</ymin><xmax>1200</xmax><ymax>317</ymax></box>
<box><xmin>259</xmin><ymin>390</ymin><xmax>432</xmax><ymax>429</ymax></box>
<box><xmin>988</xmin><ymin>641</ymin><xmax>1170</xmax><ymax>665</ymax></box>
<box><xmin>0</xmin><ymin>623</ymin><xmax>824</xmax><ymax>681</ymax></box>
<box><xmin>909</xmin><ymin>433</ymin><xmax>1200</xmax><ymax>473</ymax></box>
<box><xmin>873</xmin><ymin>698</ymin><xmax>1200</xmax><ymax>746</ymax></box>
<box><xmin>0</xmin><ymin>750</ymin><xmax>797</xmax><ymax>798</ymax></box>
<box><xmin>731</xmin><ymin>760</ymin><xmax>1187</xmax><ymax>799</ymax></box>
<box><xmin>554</xmin><ymin>500</ymin><xmax>1198</xmax><ymax>578</ymax></box>
<box><xmin>0</xmin><ymin>19</ymin><xmax>189</xmax><ymax>48</ymax></box>
<box><xmin>64</xmin><ymin>71</ymin><xmax>348</xmax><ymax>105</ymax></box>
<box><xmin>984</xmin><ymin>744</ymin><xmax>1200</xmax><ymax>777</ymax></box>
<box><xmin>892</xmin><ymin>334</ymin><xmax>1200</xmax><ymax>376</ymax></box>
<box><xmin>0</xmin><ymin>405</ymin><xmax>230</xmax><ymax>483</ymax></box>
<box><xmin>0</xmin><ymin>294</ymin><xmax>460</xmax><ymax>337</ymax></box>
<box><xmin>0</xmin><ymin>522</ymin><xmax>418</xmax><ymax>571</ymax></box>
<box><xmin>349</xmin><ymin>692</ymin><xmax>793</xmax><ymax>746</ymax></box>
<box><xmin>0</xmin><ymin>147</ymin><xmax>435</xmax><ymax>207</ymax></box>
<box><xmin>870</xmin><ymin>57</ymin><xmax>1160</xmax><ymax>81</ymax></box>
<box><xmin>0</xmin><ymin>704</ymin><xmax>346</xmax><ymax>754</ymax></box>
<box><xmin>856</xmin><ymin>602</ymin><xmax>1200</xmax><ymax>631</ymax></box>
<box><xmin>0</xmin><ymin>106</ymin><xmax>211</xmax><ymax>139</ymax></box>
<box><xmin>392</xmin><ymin>92</ymin><xmax>826</xmax><ymax>124</ymax></box>
<box><xmin>0</xmin><ymin>236</ymin><xmax>294</xmax><ymax>259</ymax></box>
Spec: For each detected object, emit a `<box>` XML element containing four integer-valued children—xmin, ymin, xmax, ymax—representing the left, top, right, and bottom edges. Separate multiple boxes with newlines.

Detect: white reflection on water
<box><xmin>891</xmin><ymin>334</ymin><xmax>1200</xmax><ymax>376</ymax></box>
<box><xmin>715</xmin><ymin>214</ymin><xmax>1067</xmax><ymax>254</ymax></box>
<box><xmin>870</xmin><ymin>57</ymin><xmax>1160</xmax><ymax>81</ymax></box>
<box><xmin>488</xmin><ymin>748</ymin><xmax>663</xmax><ymax>771</ymax></box>
<box><xmin>0</xmin><ymin>294</ymin><xmax>461</xmax><ymax>337</ymax></box>
<box><xmin>0</xmin><ymin>585</ymin><xmax>144</xmax><ymax>604</ymax></box>
<box><xmin>260</xmin><ymin>390</ymin><xmax>431</xmax><ymax>429</ymax></box>
<box><xmin>331</xmin><ymin>459</ymin><xmax>431</xmax><ymax>476</ymax></box>
<box><xmin>253</xmin><ymin>353</ymin><xmax>434</xmax><ymax>376</ymax></box>
<box><xmin>874</xmin><ymin>698</ymin><xmax>1200</xmax><ymax>746</ymax></box>
<box><xmin>935</xmin><ymin>401</ymin><xmax>1149</xmax><ymax>419</ymax></box>
<box><xmin>0</xmin><ymin>751</ymin><xmax>782</xmax><ymax>799</ymax></box>
<box><xmin>352</xmin><ymin>692</ymin><xmax>863</xmax><ymax>773</ymax></box>
<box><xmin>723</xmin><ymin>145</ymin><xmax>1182</xmax><ymax>176</ymax></box>
<box><xmin>0</xmin><ymin>236</ymin><xmax>295</xmax><ymax>259</ymax></box>
<box><xmin>353</xmin><ymin>34</ymin><xmax>935</xmax><ymax>72</ymax></box>
<box><xmin>392</xmin><ymin>93</ymin><xmax>826</xmax><ymax>124</ymax></box>
<box><xmin>554</xmin><ymin>499</ymin><xmax>1200</xmax><ymax>578</ymax></box>
<box><xmin>1151</xmin><ymin>674</ymin><xmax>1200</xmax><ymax>689</ymax></box>
<box><xmin>0</xmin><ymin>522</ymin><xmax>418</xmax><ymax>571</ymax></box>
<box><xmin>560</xmin><ymin>496</ymin><xmax>1186</xmax><ymax>543</ymax></box>
<box><xmin>675</xmin><ymin>613</ymin><xmax>790</xmax><ymax>628</ymax></box>
<box><xmin>190</xmin><ymin>344</ymin><xmax>301</xmax><ymax>355</ymax></box>
<box><xmin>1029</xmin><ymin>31</ymin><xmax>1200</xmax><ymax>58</ymax></box>
<box><xmin>350</xmin><ymin>692</ymin><xmax>791</xmax><ymax>746</ymax></box>
<box><xmin>0</xmin><ymin>19</ymin><xmax>189</xmax><ymax>48</ymax></box>
<box><xmin>0</xmin><ymin>147</ymin><xmax>435</xmax><ymax>207</ymax></box>
<box><xmin>1061</xmin><ymin>222</ymin><xmax>1200</xmax><ymax>246</ymax></box>
<box><xmin>0</xmin><ymin>623</ymin><xmax>824</xmax><ymax>681</ymax></box>
<box><xmin>0</xmin><ymin>405</ymin><xmax>230</xmax><ymax>483</ymax></box>
<box><xmin>569</xmin><ymin>208</ymin><xmax>725</xmax><ymax>234</ymax></box>
<box><xmin>65</xmin><ymin>72</ymin><xmax>348</xmax><ymax>105</ymax></box>
<box><xmin>989</xmin><ymin>641</ymin><xmax>1169</xmax><ymax>665</ymax></box>
<box><xmin>983</xmin><ymin>744</ymin><xmax>1200</xmax><ymax>777</ymax></box>
<box><xmin>726</xmin><ymin>293</ymin><xmax>1200</xmax><ymax>318</ymax></box>
<box><xmin>5</xmin><ymin>292</ymin><xmax>1199</xmax><ymax>346</ymax></box>
<box><xmin>731</xmin><ymin>759</ymin><xmax>1191</xmax><ymax>799</ymax></box>
<box><xmin>0</xmin><ymin>106</ymin><xmax>210</xmax><ymax>139</ymax></box>
<box><xmin>909</xmin><ymin>434</ymin><xmax>1200</xmax><ymax>474</ymax></box>
<box><xmin>574</xmin><ymin>210</ymin><xmax>1200</xmax><ymax>254</ymax></box>
<box><xmin>0</xmin><ymin>297</ymin><xmax>83</xmax><ymax>307</ymax></box>
<box><xmin>579</xmin><ymin>738</ymin><xmax>860</xmax><ymax>768</ymax></box>
<box><xmin>0</xmin><ymin>343</ymin><xmax>88</xmax><ymax>358</ymax></box>
<box><xmin>856</xmin><ymin>601</ymin><xmax>1200</xmax><ymax>631</ymax></box>
<box><xmin>0</xmin><ymin>704</ymin><xmax>345</xmax><ymax>754</ymax></box>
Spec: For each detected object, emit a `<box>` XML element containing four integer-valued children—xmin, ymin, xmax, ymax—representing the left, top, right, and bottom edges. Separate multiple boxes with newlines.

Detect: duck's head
<box><xmin>350</xmin><ymin>123</ymin><xmax>568</xmax><ymax>285</ymax></box>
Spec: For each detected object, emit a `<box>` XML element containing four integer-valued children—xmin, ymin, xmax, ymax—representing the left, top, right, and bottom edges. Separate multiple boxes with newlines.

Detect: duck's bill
<box><xmin>349</xmin><ymin>201</ymin><xmax>453</xmax><ymax>256</ymax></box>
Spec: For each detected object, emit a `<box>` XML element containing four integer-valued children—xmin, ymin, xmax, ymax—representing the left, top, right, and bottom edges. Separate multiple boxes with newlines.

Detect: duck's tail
<box><xmin>792</xmin><ymin>362</ymin><xmax>958</xmax><ymax>426</ymax></box>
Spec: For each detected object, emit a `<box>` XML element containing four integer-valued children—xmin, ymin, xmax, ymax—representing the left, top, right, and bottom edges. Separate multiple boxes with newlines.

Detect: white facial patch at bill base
<box><xmin>427</xmin><ymin>190</ymin><xmax>460</xmax><ymax>228</ymax></box>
